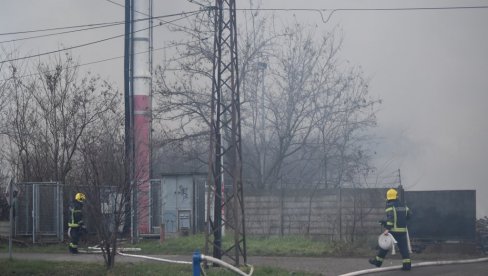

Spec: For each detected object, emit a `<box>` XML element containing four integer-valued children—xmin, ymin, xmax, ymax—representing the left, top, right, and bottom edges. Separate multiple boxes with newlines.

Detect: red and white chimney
<box><xmin>132</xmin><ymin>0</ymin><xmax>151</xmax><ymax>235</ymax></box>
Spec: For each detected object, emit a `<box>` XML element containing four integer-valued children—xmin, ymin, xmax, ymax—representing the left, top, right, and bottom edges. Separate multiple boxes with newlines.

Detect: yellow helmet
<box><xmin>75</xmin><ymin>192</ymin><xmax>86</xmax><ymax>202</ymax></box>
<box><xmin>386</xmin><ymin>189</ymin><xmax>398</xmax><ymax>200</ymax></box>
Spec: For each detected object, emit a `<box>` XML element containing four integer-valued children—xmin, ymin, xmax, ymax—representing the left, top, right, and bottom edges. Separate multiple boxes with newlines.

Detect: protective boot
<box><xmin>402</xmin><ymin>261</ymin><xmax>411</xmax><ymax>271</ymax></box>
<box><xmin>368</xmin><ymin>257</ymin><xmax>382</xmax><ymax>267</ymax></box>
<box><xmin>68</xmin><ymin>243</ymin><xmax>79</xmax><ymax>254</ymax></box>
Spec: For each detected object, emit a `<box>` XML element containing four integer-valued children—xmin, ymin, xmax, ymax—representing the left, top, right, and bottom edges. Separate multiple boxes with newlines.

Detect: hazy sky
<box><xmin>1</xmin><ymin>0</ymin><xmax>487</xmax><ymax>218</ymax></box>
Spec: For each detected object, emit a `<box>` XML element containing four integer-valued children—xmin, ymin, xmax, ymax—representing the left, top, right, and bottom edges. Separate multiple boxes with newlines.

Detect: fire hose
<box><xmin>339</xmin><ymin>257</ymin><xmax>488</xmax><ymax>276</ymax></box>
<box><xmin>117</xmin><ymin>249</ymin><xmax>253</xmax><ymax>276</ymax></box>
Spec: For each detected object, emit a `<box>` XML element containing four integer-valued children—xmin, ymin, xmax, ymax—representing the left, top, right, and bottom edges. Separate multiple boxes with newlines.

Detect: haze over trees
<box><xmin>152</xmin><ymin>6</ymin><xmax>380</xmax><ymax>191</ymax></box>
<box><xmin>0</xmin><ymin>52</ymin><xmax>128</xmax><ymax>267</ymax></box>
<box><xmin>0</xmin><ymin>0</ymin><xmax>380</xmax><ymax>268</ymax></box>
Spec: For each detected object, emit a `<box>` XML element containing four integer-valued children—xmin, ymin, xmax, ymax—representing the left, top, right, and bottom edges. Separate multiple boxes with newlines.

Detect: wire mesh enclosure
<box><xmin>15</xmin><ymin>182</ymin><xmax>63</xmax><ymax>243</ymax></box>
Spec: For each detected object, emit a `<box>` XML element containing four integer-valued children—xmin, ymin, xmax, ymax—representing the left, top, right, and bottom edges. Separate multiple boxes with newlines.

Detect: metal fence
<box><xmin>15</xmin><ymin>182</ymin><xmax>64</xmax><ymax>242</ymax></box>
<box><xmin>405</xmin><ymin>190</ymin><xmax>477</xmax><ymax>241</ymax></box>
<box><xmin>13</xmin><ymin>177</ymin><xmax>208</xmax><ymax>241</ymax></box>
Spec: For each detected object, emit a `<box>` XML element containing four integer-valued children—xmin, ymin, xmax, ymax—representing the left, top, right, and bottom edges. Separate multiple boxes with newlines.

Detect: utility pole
<box><xmin>124</xmin><ymin>0</ymin><xmax>137</xmax><ymax>243</ymax></box>
<box><xmin>125</xmin><ymin>0</ymin><xmax>152</xmax><ymax>239</ymax></box>
<box><xmin>205</xmin><ymin>0</ymin><xmax>247</xmax><ymax>266</ymax></box>
<box><xmin>7</xmin><ymin>179</ymin><xmax>14</xmax><ymax>259</ymax></box>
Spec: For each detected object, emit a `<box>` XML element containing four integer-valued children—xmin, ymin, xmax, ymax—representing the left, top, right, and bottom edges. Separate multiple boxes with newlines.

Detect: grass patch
<box><xmin>248</xmin><ymin>235</ymin><xmax>326</xmax><ymax>256</ymax></box>
<box><xmin>134</xmin><ymin>234</ymin><xmax>370</xmax><ymax>257</ymax></box>
<box><xmin>246</xmin><ymin>235</ymin><xmax>369</xmax><ymax>257</ymax></box>
<box><xmin>1</xmin><ymin>234</ymin><xmax>371</xmax><ymax>257</ymax></box>
<box><xmin>134</xmin><ymin>234</ymin><xmax>206</xmax><ymax>255</ymax></box>
<box><xmin>4</xmin><ymin>242</ymin><xmax>68</xmax><ymax>254</ymax></box>
<box><xmin>0</xmin><ymin>259</ymin><xmax>312</xmax><ymax>276</ymax></box>
<box><xmin>0</xmin><ymin>259</ymin><xmax>106</xmax><ymax>276</ymax></box>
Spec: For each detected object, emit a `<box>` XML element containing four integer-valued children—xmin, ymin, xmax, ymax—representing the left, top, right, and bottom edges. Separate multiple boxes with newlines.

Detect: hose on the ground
<box><xmin>117</xmin><ymin>250</ymin><xmax>192</xmax><ymax>265</ymax></box>
<box><xmin>117</xmin><ymin>251</ymin><xmax>254</xmax><ymax>275</ymax></box>
<box><xmin>339</xmin><ymin>257</ymin><xmax>488</xmax><ymax>276</ymax></box>
<box><xmin>200</xmin><ymin>254</ymin><xmax>254</xmax><ymax>276</ymax></box>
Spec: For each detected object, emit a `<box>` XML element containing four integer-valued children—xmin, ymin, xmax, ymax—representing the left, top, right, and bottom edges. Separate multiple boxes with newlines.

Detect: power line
<box><xmin>186</xmin><ymin>0</ymin><xmax>207</xmax><ymax>8</ymax></box>
<box><xmin>1</xmin><ymin>31</ymin><xmax>132</xmax><ymax>65</ymax></box>
<box><xmin>237</xmin><ymin>5</ymin><xmax>488</xmax><ymax>13</ymax></box>
<box><xmin>0</xmin><ymin>38</ymin><xmax>210</xmax><ymax>82</ymax></box>
<box><xmin>105</xmin><ymin>0</ymin><xmax>126</xmax><ymax>9</ymax></box>
<box><xmin>0</xmin><ymin>10</ymin><xmax>200</xmax><ymax>37</ymax></box>
<box><xmin>4</xmin><ymin>4</ymin><xmax>487</xmax><ymax>38</ymax></box>
<box><xmin>1</xmin><ymin>7</ymin><xmax>203</xmax><ymax>44</ymax></box>
<box><xmin>0</xmin><ymin>10</ymin><xmax>202</xmax><ymax>64</ymax></box>
<box><xmin>0</xmin><ymin>21</ymin><xmax>122</xmax><ymax>36</ymax></box>
<box><xmin>0</xmin><ymin>22</ymin><xmax>121</xmax><ymax>44</ymax></box>
<box><xmin>237</xmin><ymin>5</ymin><xmax>488</xmax><ymax>12</ymax></box>
<box><xmin>236</xmin><ymin>5</ymin><xmax>488</xmax><ymax>23</ymax></box>
<box><xmin>6</xmin><ymin>4</ymin><xmax>482</xmax><ymax>67</ymax></box>
<box><xmin>105</xmin><ymin>0</ymin><xmax>197</xmax><ymax>33</ymax></box>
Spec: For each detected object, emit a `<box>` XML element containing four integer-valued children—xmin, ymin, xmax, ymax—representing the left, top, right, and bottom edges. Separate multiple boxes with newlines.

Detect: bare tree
<box><xmin>3</xmin><ymin>54</ymin><xmax>119</xmax><ymax>183</ymax></box>
<box><xmin>153</xmin><ymin>8</ymin><xmax>380</xmax><ymax>189</ymax></box>
<box><xmin>71</xmin><ymin>102</ymin><xmax>128</xmax><ymax>269</ymax></box>
<box><xmin>241</xmin><ymin>22</ymin><xmax>378</xmax><ymax>190</ymax></box>
<box><xmin>152</xmin><ymin>3</ymin><xmax>380</xmax><ymax>240</ymax></box>
<box><xmin>152</xmin><ymin>2</ymin><xmax>277</xmax><ymax>173</ymax></box>
<box><xmin>1</xmin><ymin>58</ymin><xmax>37</xmax><ymax>180</ymax></box>
<box><xmin>2</xmin><ymin>53</ymin><xmax>127</xmax><ymax>268</ymax></box>
<box><xmin>0</xmin><ymin>51</ymin><xmax>16</xmax><ymax>218</ymax></box>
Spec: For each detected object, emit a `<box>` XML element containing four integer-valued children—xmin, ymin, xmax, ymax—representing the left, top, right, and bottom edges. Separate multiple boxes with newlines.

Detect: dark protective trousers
<box><xmin>68</xmin><ymin>227</ymin><xmax>81</xmax><ymax>253</ymax></box>
<box><xmin>375</xmin><ymin>231</ymin><xmax>411</xmax><ymax>269</ymax></box>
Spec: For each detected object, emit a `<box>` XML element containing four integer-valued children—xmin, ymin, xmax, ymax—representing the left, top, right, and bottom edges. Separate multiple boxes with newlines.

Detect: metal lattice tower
<box><xmin>205</xmin><ymin>0</ymin><xmax>247</xmax><ymax>266</ymax></box>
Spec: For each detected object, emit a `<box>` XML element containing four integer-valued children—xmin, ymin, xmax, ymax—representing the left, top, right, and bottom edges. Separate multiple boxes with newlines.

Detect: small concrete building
<box><xmin>149</xmin><ymin>174</ymin><xmax>206</xmax><ymax>236</ymax></box>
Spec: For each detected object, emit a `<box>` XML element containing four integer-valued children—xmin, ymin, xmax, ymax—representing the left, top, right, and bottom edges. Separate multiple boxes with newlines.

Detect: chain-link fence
<box><xmin>15</xmin><ymin>182</ymin><xmax>63</xmax><ymax>243</ymax></box>
<box><xmin>14</xmin><ymin>183</ymin><xmax>126</xmax><ymax>243</ymax></box>
<box><xmin>12</xmin><ymin>178</ymin><xmax>207</xmax><ymax>242</ymax></box>
<box><xmin>64</xmin><ymin>184</ymin><xmax>125</xmax><ymax>235</ymax></box>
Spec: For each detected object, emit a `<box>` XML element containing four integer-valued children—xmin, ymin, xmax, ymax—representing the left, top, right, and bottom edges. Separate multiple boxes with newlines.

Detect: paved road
<box><xmin>1</xmin><ymin>252</ymin><xmax>487</xmax><ymax>276</ymax></box>
<box><xmin>247</xmin><ymin>256</ymin><xmax>488</xmax><ymax>275</ymax></box>
<box><xmin>372</xmin><ymin>262</ymin><xmax>488</xmax><ymax>276</ymax></box>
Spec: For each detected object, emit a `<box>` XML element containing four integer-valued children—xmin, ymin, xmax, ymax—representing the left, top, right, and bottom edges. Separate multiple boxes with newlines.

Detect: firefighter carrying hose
<box><xmin>369</xmin><ymin>188</ymin><xmax>412</xmax><ymax>271</ymax></box>
<box><xmin>68</xmin><ymin>192</ymin><xmax>86</xmax><ymax>254</ymax></box>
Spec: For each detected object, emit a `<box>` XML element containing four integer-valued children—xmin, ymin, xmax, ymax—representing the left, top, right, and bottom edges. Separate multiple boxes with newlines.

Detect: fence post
<box><xmin>160</xmin><ymin>223</ymin><xmax>165</xmax><ymax>244</ymax></box>
<box><xmin>8</xmin><ymin>179</ymin><xmax>13</xmax><ymax>259</ymax></box>
<box><xmin>192</xmin><ymin>249</ymin><xmax>201</xmax><ymax>276</ymax></box>
<box><xmin>32</xmin><ymin>184</ymin><xmax>36</xmax><ymax>244</ymax></box>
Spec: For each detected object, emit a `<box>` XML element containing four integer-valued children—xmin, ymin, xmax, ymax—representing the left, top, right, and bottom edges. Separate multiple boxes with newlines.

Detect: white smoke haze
<box><xmin>1</xmin><ymin>0</ymin><xmax>487</xmax><ymax>217</ymax></box>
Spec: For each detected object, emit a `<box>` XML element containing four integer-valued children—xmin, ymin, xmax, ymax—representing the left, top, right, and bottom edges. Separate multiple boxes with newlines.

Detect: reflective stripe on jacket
<box><xmin>385</xmin><ymin>200</ymin><xmax>410</xmax><ymax>232</ymax></box>
<box><xmin>68</xmin><ymin>201</ymin><xmax>84</xmax><ymax>228</ymax></box>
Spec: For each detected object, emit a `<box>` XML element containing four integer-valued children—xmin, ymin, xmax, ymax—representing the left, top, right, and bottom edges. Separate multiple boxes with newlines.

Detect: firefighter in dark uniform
<box><xmin>68</xmin><ymin>192</ymin><xmax>86</xmax><ymax>254</ymax></box>
<box><xmin>369</xmin><ymin>188</ymin><xmax>412</xmax><ymax>271</ymax></box>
